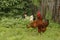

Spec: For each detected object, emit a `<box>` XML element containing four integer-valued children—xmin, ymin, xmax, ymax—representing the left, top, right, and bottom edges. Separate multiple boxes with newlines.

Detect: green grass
<box><xmin>0</xmin><ymin>17</ymin><xmax>60</xmax><ymax>40</ymax></box>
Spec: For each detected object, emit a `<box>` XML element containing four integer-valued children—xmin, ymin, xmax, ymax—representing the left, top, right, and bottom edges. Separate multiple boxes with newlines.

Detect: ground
<box><xmin>0</xmin><ymin>17</ymin><xmax>60</xmax><ymax>40</ymax></box>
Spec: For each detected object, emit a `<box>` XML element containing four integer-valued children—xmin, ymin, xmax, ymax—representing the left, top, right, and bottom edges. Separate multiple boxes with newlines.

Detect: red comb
<box><xmin>37</xmin><ymin>10</ymin><xmax>41</xmax><ymax>17</ymax></box>
<box><xmin>37</xmin><ymin>10</ymin><xmax>42</xmax><ymax>20</ymax></box>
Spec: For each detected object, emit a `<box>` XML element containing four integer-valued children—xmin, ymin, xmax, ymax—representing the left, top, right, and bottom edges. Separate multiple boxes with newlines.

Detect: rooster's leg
<box><xmin>38</xmin><ymin>27</ymin><xmax>41</xmax><ymax>33</ymax></box>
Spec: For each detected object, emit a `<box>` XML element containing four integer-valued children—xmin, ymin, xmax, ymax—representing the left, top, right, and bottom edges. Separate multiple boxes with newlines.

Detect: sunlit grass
<box><xmin>0</xmin><ymin>17</ymin><xmax>60</xmax><ymax>40</ymax></box>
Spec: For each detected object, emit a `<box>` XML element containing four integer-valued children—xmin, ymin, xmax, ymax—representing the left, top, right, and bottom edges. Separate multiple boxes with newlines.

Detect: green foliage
<box><xmin>0</xmin><ymin>17</ymin><xmax>30</xmax><ymax>28</ymax></box>
<box><xmin>32</xmin><ymin>0</ymin><xmax>40</xmax><ymax>7</ymax></box>
<box><xmin>0</xmin><ymin>0</ymin><xmax>38</xmax><ymax>17</ymax></box>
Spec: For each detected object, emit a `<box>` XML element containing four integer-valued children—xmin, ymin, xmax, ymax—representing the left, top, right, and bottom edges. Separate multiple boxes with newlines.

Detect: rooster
<box><xmin>37</xmin><ymin>19</ymin><xmax>49</xmax><ymax>33</ymax></box>
<box><xmin>27</xmin><ymin>19</ymin><xmax>49</xmax><ymax>33</ymax></box>
<box><xmin>36</xmin><ymin>10</ymin><xmax>49</xmax><ymax>33</ymax></box>
<box><xmin>27</xmin><ymin>10</ymin><xmax>49</xmax><ymax>33</ymax></box>
<box><xmin>42</xmin><ymin>19</ymin><xmax>49</xmax><ymax>32</ymax></box>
